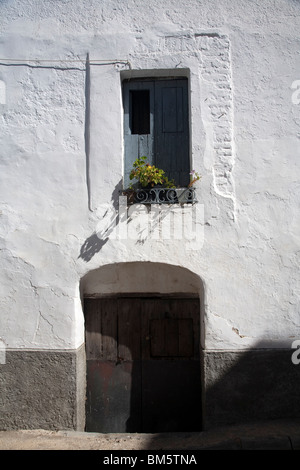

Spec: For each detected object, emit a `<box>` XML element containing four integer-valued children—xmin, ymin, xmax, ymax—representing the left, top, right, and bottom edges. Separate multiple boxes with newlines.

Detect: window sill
<box><xmin>123</xmin><ymin>187</ymin><xmax>197</xmax><ymax>205</ymax></box>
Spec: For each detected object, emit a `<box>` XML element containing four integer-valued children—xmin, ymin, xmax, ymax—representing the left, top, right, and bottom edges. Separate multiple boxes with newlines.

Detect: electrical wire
<box><xmin>0</xmin><ymin>58</ymin><xmax>131</xmax><ymax>67</ymax></box>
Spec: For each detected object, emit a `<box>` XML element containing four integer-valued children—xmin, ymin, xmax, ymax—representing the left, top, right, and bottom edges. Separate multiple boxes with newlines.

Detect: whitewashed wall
<box><xmin>0</xmin><ymin>0</ymin><xmax>299</xmax><ymax>354</ymax></box>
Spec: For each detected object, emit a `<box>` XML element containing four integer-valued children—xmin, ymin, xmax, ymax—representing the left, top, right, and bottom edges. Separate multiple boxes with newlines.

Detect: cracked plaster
<box><xmin>0</xmin><ymin>0</ymin><xmax>299</xmax><ymax>353</ymax></box>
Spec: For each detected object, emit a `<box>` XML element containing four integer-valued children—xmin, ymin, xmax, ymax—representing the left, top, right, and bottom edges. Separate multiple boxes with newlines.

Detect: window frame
<box><xmin>122</xmin><ymin>76</ymin><xmax>190</xmax><ymax>190</ymax></box>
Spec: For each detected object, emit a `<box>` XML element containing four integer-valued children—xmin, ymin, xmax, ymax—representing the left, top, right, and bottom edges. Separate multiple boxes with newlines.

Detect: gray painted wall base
<box><xmin>0</xmin><ymin>346</ymin><xmax>86</xmax><ymax>431</ymax></box>
<box><xmin>203</xmin><ymin>349</ymin><xmax>300</xmax><ymax>429</ymax></box>
<box><xmin>1</xmin><ymin>346</ymin><xmax>299</xmax><ymax>431</ymax></box>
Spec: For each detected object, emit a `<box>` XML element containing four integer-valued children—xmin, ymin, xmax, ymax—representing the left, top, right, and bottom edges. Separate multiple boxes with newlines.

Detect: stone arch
<box><xmin>80</xmin><ymin>260</ymin><xmax>204</xmax><ymax>303</ymax></box>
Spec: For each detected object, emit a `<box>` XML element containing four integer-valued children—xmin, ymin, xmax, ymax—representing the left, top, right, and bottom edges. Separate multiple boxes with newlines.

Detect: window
<box><xmin>123</xmin><ymin>78</ymin><xmax>190</xmax><ymax>188</ymax></box>
<box><xmin>130</xmin><ymin>90</ymin><xmax>150</xmax><ymax>135</ymax></box>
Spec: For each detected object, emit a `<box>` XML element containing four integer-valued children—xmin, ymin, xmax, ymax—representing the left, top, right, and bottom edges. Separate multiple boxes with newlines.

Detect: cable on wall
<box><xmin>0</xmin><ymin>57</ymin><xmax>132</xmax><ymax>71</ymax></box>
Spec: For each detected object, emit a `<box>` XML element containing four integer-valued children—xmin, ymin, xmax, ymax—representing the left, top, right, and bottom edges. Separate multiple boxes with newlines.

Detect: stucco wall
<box><xmin>0</xmin><ymin>0</ymin><xmax>299</xmax><ymax>355</ymax></box>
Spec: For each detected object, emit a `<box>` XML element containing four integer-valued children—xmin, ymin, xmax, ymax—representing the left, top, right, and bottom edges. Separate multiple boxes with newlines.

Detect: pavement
<box><xmin>0</xmin><ymin>419</ymin><xmax>300</xmax><ymax>450</ymax></box>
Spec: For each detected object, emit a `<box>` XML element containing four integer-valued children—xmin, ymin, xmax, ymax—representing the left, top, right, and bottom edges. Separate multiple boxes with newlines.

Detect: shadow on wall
<box><xmin>80</xmin><ymin>263</ymin><xmax>300</xmax><ymax>447</ymax></box>
<box><xmin>79</xmin><ymin>234</ymin><xmax>108</xmax><ymax>262</ymax></box>
<box><xmin>83</xmin><ymin>314</ymin><xmax>300</xmax><ymax>447</ymax></box>
<box><xmin>202</xmin><ymin>341</ymin><xmax>300</xmax><ymax>430</ymax></box>
<box><xmin>78</xmin><ymin>179</ymin><xmax>199</xmax><ymax>261</ymax></box>
<box><xmin>78</xmin><ymin>180</ymin><xmax>122</xmax><ymax>262</ymax></box>
<box><xmin>144</xmin><ymin>341</ymin><xmax>300</xmax><ymax>449</ymax></box>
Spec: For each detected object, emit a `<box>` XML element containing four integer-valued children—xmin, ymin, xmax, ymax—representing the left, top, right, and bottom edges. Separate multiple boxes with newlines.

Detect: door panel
<box><xmin>118</xmin><ymin>298</ymin><xmax>142</xmax><ymax>361</ymax></box>
<box><xmin>86</xmin><ymin>360</ymin><xmax>142</xmax><ymax>433</ymax></box>
<box><xmin>85</xmin><ymin>298</ymin><xmax>118</xmax><ymax>361</ymax></box>
<box><xmin>142</xmin><ymin>360</ymin><xmax>202</xmax><ymax>432</ymax></box>
<box><xmin>85</xmin><ymin>297</ymin><xmax>201</xmax><ymax>433</ymax></box>
<box><xmin>150</xmin><ymin>318</ymin><xmax>194</xmax><ymax>357</ymax></box>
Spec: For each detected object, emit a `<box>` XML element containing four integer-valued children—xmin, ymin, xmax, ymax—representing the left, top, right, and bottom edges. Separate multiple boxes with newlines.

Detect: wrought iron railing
<box><xmin>123</xmin><ymin>187</ymin><xmax>197</xmax><ymax>204</ymax></box>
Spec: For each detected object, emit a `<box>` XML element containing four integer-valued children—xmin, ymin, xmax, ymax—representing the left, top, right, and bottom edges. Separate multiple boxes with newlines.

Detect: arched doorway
<box><xmin>80</xmin><ymin>262</ymin><xmax>204</xmax><ymax>433</ymax></box>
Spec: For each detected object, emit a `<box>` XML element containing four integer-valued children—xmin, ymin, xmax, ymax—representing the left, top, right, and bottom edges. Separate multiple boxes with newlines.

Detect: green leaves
<box><xmin>129</xmin><ymin>156</ymin><xmax>175</xmax><ymax>188</ymax></box>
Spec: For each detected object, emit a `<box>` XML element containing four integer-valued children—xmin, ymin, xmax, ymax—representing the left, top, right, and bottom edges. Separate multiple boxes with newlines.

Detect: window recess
<box><xmin>123</xmin><ymin>78</ymin><xmax>190</xmax><ymax>190</ymax></box>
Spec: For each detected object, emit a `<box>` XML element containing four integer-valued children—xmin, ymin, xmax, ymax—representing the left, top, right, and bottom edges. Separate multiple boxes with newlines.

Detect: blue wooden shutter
<box><xmin>123</xmin><ymin>80</ymin><xmax>154</xmax><ymax>188</ymax></box>
<box><xmin>154</xmin><ymin>79</ymin><xmax>190</xmax><ymax>187</ymax></box>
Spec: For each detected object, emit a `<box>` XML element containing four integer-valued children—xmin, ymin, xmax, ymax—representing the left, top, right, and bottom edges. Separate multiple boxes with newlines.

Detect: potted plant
<box><xmin>124</xmin><ymin>156</ymin><xmax>200</xmax><ymax>204</ymax></box>
<box><xmin>129</xmin><ymin>156</ymin><xmax>175</xmax><ymax>189</ymax></box>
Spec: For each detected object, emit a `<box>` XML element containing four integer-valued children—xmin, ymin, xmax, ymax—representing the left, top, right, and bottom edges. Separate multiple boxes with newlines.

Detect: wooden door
<box><xmin>84</xmin><ymin>297</ymin><xmax>201</xmax><ymax>433</ymax></box>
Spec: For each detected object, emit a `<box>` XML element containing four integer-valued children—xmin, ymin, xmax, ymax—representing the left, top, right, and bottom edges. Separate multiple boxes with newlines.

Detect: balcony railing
<box><xmin>123</xmin><ymin>187</ymin><xmax>197</xmax><ymax>204</ymax></box>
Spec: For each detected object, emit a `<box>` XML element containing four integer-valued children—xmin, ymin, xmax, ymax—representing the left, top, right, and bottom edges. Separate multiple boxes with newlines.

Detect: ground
<box><xmin>0</xmin><ymin>419</ymin><xmax>300</xmax><ymax>450</ymax></box>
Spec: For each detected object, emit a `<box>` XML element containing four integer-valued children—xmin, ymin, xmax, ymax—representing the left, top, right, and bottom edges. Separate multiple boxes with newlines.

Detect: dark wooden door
<box><xmin>84</xmin><ymin>297</ymin><xmax>201</xmax><ymax>433</ymax></box>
